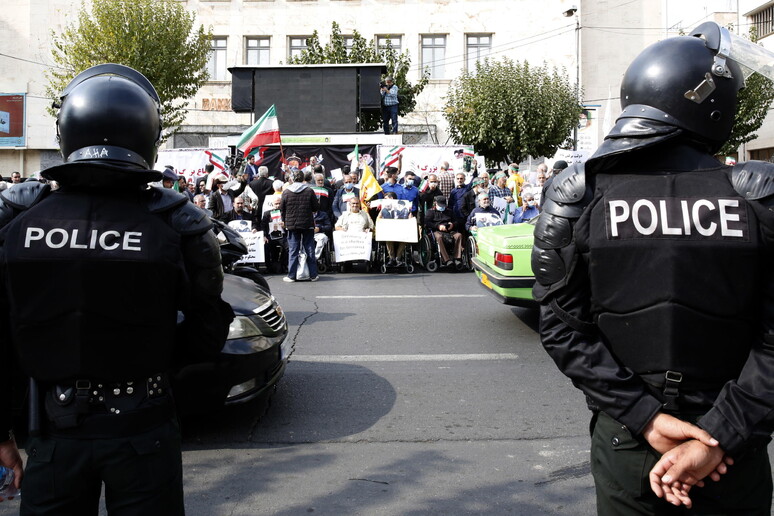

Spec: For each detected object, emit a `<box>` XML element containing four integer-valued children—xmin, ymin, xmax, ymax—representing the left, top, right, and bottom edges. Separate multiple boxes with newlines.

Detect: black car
<box><xmin>172</xmin><ymin>274</ymin><xmax>290</xmax><ymax>415</ymax></box>
<box><xmin>172</xmin><ymin>219</ymin><xmax>291</xmax><ymax>415</ymax></box>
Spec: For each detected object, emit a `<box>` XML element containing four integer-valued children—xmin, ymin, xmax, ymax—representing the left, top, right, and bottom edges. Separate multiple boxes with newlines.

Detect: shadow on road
<box><xmin>182</xmin><ymin>447</ymin><xmax>594</xmax><ymax>516</ymax></box>
<box><xmin>181</xmin><ymin>361</ymin><xmax>397</xmax><ymax>447</ymax></box>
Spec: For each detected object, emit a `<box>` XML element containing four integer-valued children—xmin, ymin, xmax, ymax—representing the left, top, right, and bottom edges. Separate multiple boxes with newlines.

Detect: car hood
<box><xmin>221</xmin><ymin>274</ymin><xmax>273</xmax><ymax>315</ymax></box>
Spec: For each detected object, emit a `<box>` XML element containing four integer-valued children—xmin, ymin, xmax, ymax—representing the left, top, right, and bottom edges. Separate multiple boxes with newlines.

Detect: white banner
<box><xmin>375</xmin><ymin>218</ymin><xmax>419</xmax><ymax>243</ymax></box>
<box><xmin>333</xmin><ymin>231</ymin><xmax>373</xmax><ymax>262</ymax></box>
<box><xmin>228</xmin><ymin>220</ymin><xmax>265</xmax><ymax>264</ymax></box>
<box><xmin>157</xmin><ymin>148</ymin><xmax>229</xmax><ymax>183</ymax></box>
<box><xmin>377</xmin><ymin>144</ymin><xmax>485</xmax><ymax>179</ymax></box>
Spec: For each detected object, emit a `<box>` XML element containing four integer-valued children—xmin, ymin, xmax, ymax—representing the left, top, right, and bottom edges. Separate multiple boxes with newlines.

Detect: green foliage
<box><xmin>719</xmin><ymin>26</ymin><xmax>774</xmax><ymax>157</ymax></box>
<box><xmin>287</xmin><ymin>22</ymin><xmax>429</xmax><ymax>132</ymax></box>
<box><xmin>444</xmin><ymin>58</ymin><xmax>581</xmax><ymax>164</ymax></box>
<box><xmin>46</xmin><ymin>0</ymin><xmax>212</xmax><ymax>139</ymax></box>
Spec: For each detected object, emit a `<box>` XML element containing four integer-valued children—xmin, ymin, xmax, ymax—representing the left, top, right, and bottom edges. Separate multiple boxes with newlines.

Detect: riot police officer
<box><xmin>0</xmin><ymin>64</ymin><xmax>233</xmax><ymax>514</ymax></box>
<box><xmin>532</xmin><ymin>23</ymin><xmax>774</xmax><ymax>513</ymax></box>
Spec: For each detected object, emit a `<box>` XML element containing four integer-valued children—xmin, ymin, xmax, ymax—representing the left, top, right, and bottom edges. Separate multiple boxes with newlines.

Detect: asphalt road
<box><xmin>5</xmin><ymin>270</ymin><xmax>770</xmax><ymax>515</ymax></box>
<box><xmin>180</xmin><ymin>270</ymin><xmax>596</xmax><ymax>515</ymax></box>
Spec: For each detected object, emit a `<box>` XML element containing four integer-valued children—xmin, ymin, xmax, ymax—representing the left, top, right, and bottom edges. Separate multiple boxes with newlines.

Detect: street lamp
<box><xmin>563</xmin><ymin>6</ymin><xmax>580</xmax><ymax>151</ymax></box>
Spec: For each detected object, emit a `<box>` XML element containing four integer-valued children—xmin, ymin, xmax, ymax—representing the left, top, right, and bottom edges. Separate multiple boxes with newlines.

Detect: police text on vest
<box><xmin>24</xmin><ymin>227</ymin><xmax>143</xmax><ymax>251</ymax></box>
<box><xmin>605</xmin><ymin>197</ymin><xmax>749</xmax><ymax>240</ymax></box>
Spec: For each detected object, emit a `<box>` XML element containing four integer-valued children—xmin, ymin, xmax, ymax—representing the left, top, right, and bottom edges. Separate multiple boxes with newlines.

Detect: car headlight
<box><xmin>227</xmin><ymin>378</ymin><xmax>257</xmax><ymax>399</ymax></box>
<box><xmin>228</xmin><ymin>315</ymin><xmax>262</xmax><ymax>339</ymax></box>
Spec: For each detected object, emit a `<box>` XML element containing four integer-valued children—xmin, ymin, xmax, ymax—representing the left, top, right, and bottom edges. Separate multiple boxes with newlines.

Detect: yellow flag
<box><xmin>358</xmin><ymin>164</ymin><xmax>383</xmax><ymax>207</ymax></box>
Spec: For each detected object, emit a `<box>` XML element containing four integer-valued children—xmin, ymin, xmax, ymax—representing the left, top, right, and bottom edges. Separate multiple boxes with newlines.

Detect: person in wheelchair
<box><xmin>260</xmin><ymin>196</ymin><xmax>288</xmax><ymax>273</ymax></box>
<box><xmin>425</xmin><ymin>195</ymin><xmax>463</xmax><ymax>267</ymax></box>
<box><xmin>335</xmin><ymin>198</ymin><xmax>374</xmax><ymax>232</ymax></box>
<box><xmin>378</xmin><ymin>192</ymin><xmax>414</xmax><ymax>267</ymax></box>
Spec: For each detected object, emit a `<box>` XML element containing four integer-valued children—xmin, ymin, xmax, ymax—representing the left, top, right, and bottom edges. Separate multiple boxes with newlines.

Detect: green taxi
<box><xmin>470</xmin><ymin>217</ymin><xmax>538</xmax><ymax>307</ymax></box>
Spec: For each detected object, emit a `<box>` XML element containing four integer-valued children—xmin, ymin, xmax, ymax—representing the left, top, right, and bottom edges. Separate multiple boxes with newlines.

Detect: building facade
<box><xmin>10</xmin><ymin>1</ymin><xmax>769</xmax><ymax>176</ymax></box>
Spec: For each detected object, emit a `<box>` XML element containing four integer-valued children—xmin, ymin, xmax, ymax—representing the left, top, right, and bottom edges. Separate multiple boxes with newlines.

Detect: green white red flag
<box><xmin>347</xmin><ymin>144</ymin><xmax>360</xmax><ymax>172</ymax></box>
<box><xmin>204</xmin><ymin>150</ymin><xmax>226</xmax><ymax>171</ymax></box>
<box><xmin>463</xmin><ymin>146</ymin><xmax>475</xmax><ymax>158</ymax></box>
<box><xmin>379</xmin><ymin>146</ymin><xmax>405</xmax><ymax>173</ymax></box>
<box><xmin>237</xmin><ymin>105</ymin><xmax>281</xmax><ymax>157</ymax></box>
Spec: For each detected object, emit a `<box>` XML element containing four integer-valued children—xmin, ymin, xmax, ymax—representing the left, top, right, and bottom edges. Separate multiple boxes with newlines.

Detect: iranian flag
<box><xmin>463</xmin><ymin>146</ymin><xmax>475</xmax><ymax>158</ymax></box>
<box><xmin>237</xmin><ymin>105</ymin><xmax>281</xmax><ymax>157</ymax></box>
<box><xmin>204</xmin><ymin>150</ymin><xmax>226</xmax><ymax>171</ymax></box>
<box><xmin>347</xmin><ymin>144</ymin><xmax>360</xmax><ymax>171</ymax></box>
<box><xmin>379</xmin><ymin>146</ymin><xmax>405</xmax><ymax>173</ymax></box>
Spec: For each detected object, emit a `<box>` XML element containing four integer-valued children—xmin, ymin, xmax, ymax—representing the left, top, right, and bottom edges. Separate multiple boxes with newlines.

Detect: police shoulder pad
<box><xmin>145</xmin><ymin>186</ymin><xmax>189</xmax><ymax>213</ymax></box>
<box><xmin>543</xmin><ymin>163</ymin><xmax>592</xmax><ymax>218</ymax></box>
<box><xmin>0</xmin><ymin>181</ymin><xmax>51</xmax><ymax>210</ymax></box>
<box><xmin>731</xmin><ymin>161</ymin><xmax>774</xmax><ymax>201</ymax></box>
<box><xmin>168</xmin><ymin>201</ymin><xmax>213</xmax><ymax>236</ymax></box>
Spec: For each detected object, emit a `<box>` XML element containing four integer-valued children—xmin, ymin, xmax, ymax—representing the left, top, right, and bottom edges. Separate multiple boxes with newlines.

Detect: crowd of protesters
<box><xmin>3</xmin><ymin>154</ymin><xmax>568</xmax><ymax>279</ymax></box>
<box><xmin>163</xmin><ymin>154</ymin><xmax>570</xmax><ymax>278</ymax></box>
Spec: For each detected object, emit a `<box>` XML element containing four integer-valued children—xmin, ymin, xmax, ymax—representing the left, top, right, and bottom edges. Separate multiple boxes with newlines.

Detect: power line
<box><xmin>0</xmin><ymin>52</ymin><xmax>66</xmax><ymax>70</ymax></box>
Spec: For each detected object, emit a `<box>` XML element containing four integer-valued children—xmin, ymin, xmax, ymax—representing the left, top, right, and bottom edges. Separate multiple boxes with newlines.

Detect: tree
<box><xmin>719</xmin><ymin>27</ymin><xmax>774</xmax><ymax>157</ymax></box>
<box><xmin>444</xmin><ymin>58</ymin><xmax>581</xmax><ymax>164</ymax></box>
<box><xmin>45</xmin><ymin>0</ymin><xmax>212</xmax><ymax>140</ymax></box>
<box><xmin>287</xmin><ymin>22</ymin><xmax>429</xmax><ymax>132</ymax></box>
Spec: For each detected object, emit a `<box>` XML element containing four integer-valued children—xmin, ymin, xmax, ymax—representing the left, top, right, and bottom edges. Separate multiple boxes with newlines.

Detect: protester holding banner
<box><xmin>335</xmin><ymin>198</ymin><xmax>374</xmax><ymax>233</ymax></box>
<box><xmin>425</xmin><ymin>196</ymin><xmax>463</xmax><ymax>268</ymax></box>
<box><xmin>260</xmin><ymin>197</ymin><xmax>287</xmax><ymax>274</ymax></box>
<box><xmin>466</xmin><ymin>193</ymin><xmax>502</xmax><ymax>232</ymax></box>
<box><xmin>378</xmin><ymin>193</ymin><xmax>413</xmax><ymax>266</ymax></box>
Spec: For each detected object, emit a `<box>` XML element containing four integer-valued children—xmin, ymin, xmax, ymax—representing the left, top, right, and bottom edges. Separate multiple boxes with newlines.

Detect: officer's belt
<box><xmin>44</xmin><ymin>374</ymin><xmax>171</xmax><ymax>432</ymax></box>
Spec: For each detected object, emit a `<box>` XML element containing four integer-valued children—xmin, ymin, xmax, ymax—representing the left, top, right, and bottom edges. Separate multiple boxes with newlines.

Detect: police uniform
<box><xmin>0</xmin><ymin>64</ymin><xmax>233</xmax><ymax>515</ymax></box>
<box><xmin>532</xmin><ymin>25</ymin><xmax>774</xmax><ymax>514</ymax></box>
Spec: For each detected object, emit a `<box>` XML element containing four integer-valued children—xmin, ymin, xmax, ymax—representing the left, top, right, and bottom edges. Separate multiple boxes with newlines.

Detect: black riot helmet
<box><xmin>44</xmin><ymin>64</ymin><xmax>163</xmax><ymax>185</ymax></box>
<box><xmin>618</xmin><ymin>22</ymin><xmax>744</xmax><ymax>152</ymax></box>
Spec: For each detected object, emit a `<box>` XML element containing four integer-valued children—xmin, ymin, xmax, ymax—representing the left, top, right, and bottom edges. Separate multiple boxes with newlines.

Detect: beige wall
<box><xmin>7</xmin><ymin>0</ymin><xmax>757</xmax><ymax>174</ymax></box>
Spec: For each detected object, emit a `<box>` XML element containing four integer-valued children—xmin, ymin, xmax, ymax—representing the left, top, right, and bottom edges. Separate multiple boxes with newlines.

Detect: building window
<box><xmin>421</xmin><ymin>35</ymin><xmax>446</xmax><ymax>79</ymax></box>
<box><xmin>466</xmin><ymin>34</ymin><xmax>492</xmax><ymax>71</ymax></box>
<box><xmin>207</xmin><ymin>37</ymin><xmax>227</xmax><ymax>81</ymax></box>
<box><xmin>289</xmin><ymin>36</ymin><xmax>311</xmax><ymax>59</ymax></box>
<box><xmin>343</xmin><ymin>36</ymin><xmax>354</xmax><ymax>55</ymax></box>
<box><xmin>377</xmin><ymin>35</ymin><xmax>402</xmax><ymax>55</ymax></box>
<box><xmin>750</xmin><ymin>147</ymin><xmax>774</xmax><ymax>162</ymax></box>
<box><xmin>751</xmin><ymin>5</ymin><xmax>774</xmax><ymax>39</ymax></box>
<box><xmin>246</xmin><ymin>37</ymin><xmax>270</xmax><ymax>65</ymax></box>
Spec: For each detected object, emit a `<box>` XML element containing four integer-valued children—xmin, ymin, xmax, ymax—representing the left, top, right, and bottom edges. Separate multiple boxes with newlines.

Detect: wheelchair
<box><xmin>375</xmin><ymin>240</ymin><xmax>416</xmax><ymax>274</ymax></box>
<box><xmin>419</xmin><ymin>225</ymin><xmax>467</xmax><ymax>272</ymax></box>
<box><xmin>374</xmin><ymin>216</ymin><xmax>419</xmax><ymax>274</ymax></box>
<box><xmin>314</xmin><ymin>232</ymin><xmax>334</xmax><ymax>274</ymax></box>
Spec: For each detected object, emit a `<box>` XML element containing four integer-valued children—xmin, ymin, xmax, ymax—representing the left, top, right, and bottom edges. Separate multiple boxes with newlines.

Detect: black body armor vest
<box><xmin>0</xmin><ymin>189</ymin><xmax>188</xmax><ymax>382</ymax></box>
<box><xmin>582</xmin><ymin>167</ymin><xmax>761</xmax><ymax>385</ymax></box>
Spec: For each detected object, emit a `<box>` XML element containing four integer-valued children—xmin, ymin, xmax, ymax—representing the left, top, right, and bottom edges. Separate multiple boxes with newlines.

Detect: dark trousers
<box><xmin>21</xmin><ymin>419</ymin><xmax>184</xmax><ymax>516</ymax></box>
<box><xmin>382</xmin><ymin>104</ymin><xmax>398</xmax><ymax>134</ymax></box>
<box><xmin>287</xmin><ymin>228</ymin><xmax>318</xmax><ymax>280</ymax></box>
<box><xmin>433</xmin><ymin>231</ymin><xmax>462</xmax><ymax>262</ymax></box>
<box><xmin>591</xmin><ymin>411</ymin><xmax>772</xmax><ymax>515</ymax></box>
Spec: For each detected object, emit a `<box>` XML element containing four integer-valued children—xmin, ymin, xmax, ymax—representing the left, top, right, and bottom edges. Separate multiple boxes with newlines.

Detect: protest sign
<box><xmin>375</xmin><ymin>218</ymin><xmax>419</xmax><ymax>243</ymax></box>
<box><xmin>333</xmin><ymin>231</ymin><xmax>372</xmax><ymax>262</ymax></box>
<box><xmin>228</xmin><ymin>220</ymin><xmax>265</xmax><ymax>264</ymax></box>
<box><xmin>473</xmin><ymin>212</ymin><xmax>503</xmax><ymax>228</ymax></box>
